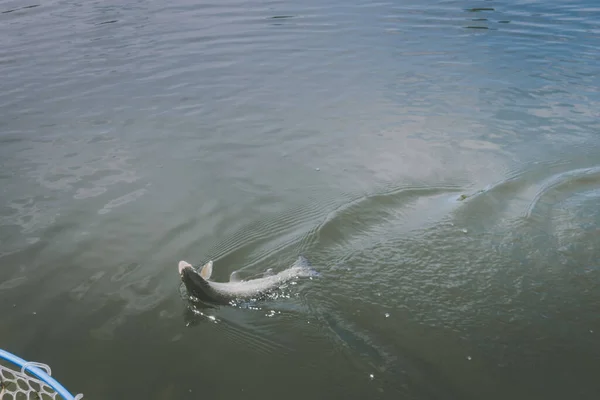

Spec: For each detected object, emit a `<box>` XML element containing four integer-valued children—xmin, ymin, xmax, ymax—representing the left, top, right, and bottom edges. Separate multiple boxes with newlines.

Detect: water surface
<box><xmin>1</xmin><ymin>0</ymin><xmax>600</xmax><ymax>399</ymax></box>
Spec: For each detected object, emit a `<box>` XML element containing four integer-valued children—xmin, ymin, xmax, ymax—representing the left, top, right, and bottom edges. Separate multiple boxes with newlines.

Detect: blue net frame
<box><xmin>0</xmin><ymin>349</ymin><xmax>83</xmax><ymax>399</ymax></box>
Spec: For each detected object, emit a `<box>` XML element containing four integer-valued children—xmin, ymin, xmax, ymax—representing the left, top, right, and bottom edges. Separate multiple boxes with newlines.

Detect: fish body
<box><xmin>178</xmin><ymin>255</ymin><xmax>317</xmax><ymax>305</ymax></box>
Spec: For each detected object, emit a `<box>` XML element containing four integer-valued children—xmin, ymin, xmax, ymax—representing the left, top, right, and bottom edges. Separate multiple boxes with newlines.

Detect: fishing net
<box><xmin>0</xmin><ymin>353</ymin><xmax>83</xmax><ymax>400</ymax></box>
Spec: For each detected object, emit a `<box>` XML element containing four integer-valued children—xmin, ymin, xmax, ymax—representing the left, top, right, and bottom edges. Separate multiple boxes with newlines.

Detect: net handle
<box><xmin>0</xmin><ymin>348</ymin><xmax>82</xmax><ymax>400</ymax></box>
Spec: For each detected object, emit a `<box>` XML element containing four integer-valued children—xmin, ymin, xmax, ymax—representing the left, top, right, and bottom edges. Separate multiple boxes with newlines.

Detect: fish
<box><xmin>178</xmin><ymin>255</ymin><xmax>318</xmax><ymax>305</ymax></box>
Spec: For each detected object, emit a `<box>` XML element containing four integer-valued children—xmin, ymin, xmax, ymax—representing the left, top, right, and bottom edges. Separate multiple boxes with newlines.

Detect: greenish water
<box><xmin>1</xmin><ymin>0</ymin><xmax>599</xmax><ymax>399</ymax></box>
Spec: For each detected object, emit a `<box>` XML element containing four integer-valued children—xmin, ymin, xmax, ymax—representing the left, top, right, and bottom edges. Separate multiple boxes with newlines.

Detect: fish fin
<box><xmin>229</xmin><ymin>271</ymin><xmax>242</xmax><ymax>282</ymax></box>
<box><xmin>293</xmin><ymin>255</ymin><xmax>320</xmax><ymax>277</ymax></box>
<box><xmin>293</xmin><ymin>255</ymin><xmax>310</xmax><ymax>268</ymax></box>
<box><xmin>200</xmin><ymin>260</ymin><xmax>213</xmax><ymax>280</ymax></box>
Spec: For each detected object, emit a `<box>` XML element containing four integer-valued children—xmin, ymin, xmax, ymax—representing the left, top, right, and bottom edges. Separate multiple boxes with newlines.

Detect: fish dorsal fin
<box><xmin>229</xmin><ymin>271</ymin><xmax>242</xmax><ymax>282</ymax></box>
<box><xmin>293</xmin><ymin>255</ymin><xmax>310</xmax><ymax>268</ymax></box>
<box><xmin>200</xmin><ymin>261</ymin><xmax>213</xmax><ymax>280</ymax></box>
<box><xmin>263</xmin><ymin>268</ymin><xmax>274</xmax><ymax>277</ymax></box>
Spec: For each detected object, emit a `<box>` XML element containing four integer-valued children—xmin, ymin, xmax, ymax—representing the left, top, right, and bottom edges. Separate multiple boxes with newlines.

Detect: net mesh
<box><xmin>0</xmin><ymin>360</ymin><xmax>82</xmax><ymax>400</ymax></box>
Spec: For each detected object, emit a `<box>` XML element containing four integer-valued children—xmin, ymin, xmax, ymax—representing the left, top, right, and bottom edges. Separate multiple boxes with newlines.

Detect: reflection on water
<box><xmin>1</xmin><ymin>0</ymin><xmax>600</xmax><ymax>398</ymax></box>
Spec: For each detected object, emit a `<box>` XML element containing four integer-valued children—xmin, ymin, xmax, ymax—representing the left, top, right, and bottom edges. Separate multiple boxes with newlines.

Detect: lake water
<box><xmin>1</xmin><ymin>0</ymin><xmax>599</xmax><ymax>398</ymax></box>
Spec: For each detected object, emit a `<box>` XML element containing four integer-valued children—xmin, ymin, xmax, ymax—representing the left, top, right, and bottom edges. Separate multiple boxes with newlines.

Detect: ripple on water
<box><xmin>269</xmin><ymin>156</ymin><xmax>600</xmax><ymax>393</ymax></box>
<box><xmin>524</xmin><ymin>166</ymin><xmax>600</xmax><ymax>219</ymax></box>
<box><xmin>1</xmin><ymin>0</ymin><xmax>599</xmax><ymax>398</ymax></box>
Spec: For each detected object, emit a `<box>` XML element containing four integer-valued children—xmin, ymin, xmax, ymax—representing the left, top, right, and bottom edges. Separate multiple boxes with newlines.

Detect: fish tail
<box><xmin>294</xmin><ymin>254</ymin><xmax>311</xmax><ymax>267</ymax></box>
<box><xmin>295</xmin><ymin>255</ymin><xmax>320</xmax><ymax>277</ymax></box>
